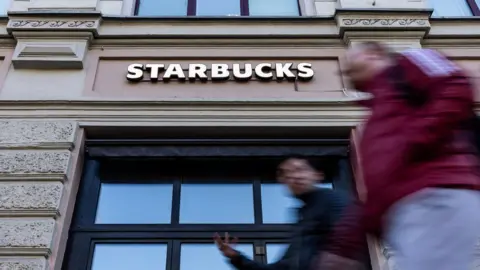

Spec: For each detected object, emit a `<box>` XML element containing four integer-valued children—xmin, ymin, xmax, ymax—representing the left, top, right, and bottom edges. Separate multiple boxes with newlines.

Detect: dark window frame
<box><xmin>63</xmin><ymin>141</ymin><xmax>354</xmax><ymax>270</ymax></box>
<box><xmin>133</xmin><ymin>0</ymin><xmax>301</xmax><ymax>16</ymax></box>
<box><xmin>466</xmin><ymin>0</ymin><xmax>480</xmax><ymax>16</ymax></box>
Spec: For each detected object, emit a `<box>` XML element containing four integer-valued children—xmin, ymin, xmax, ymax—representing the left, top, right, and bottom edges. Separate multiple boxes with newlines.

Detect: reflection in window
<box><xmin>261</xmin><ymin>184</ymin><xmax>301</xmax><ymax>224</ymax></box>
<box><xmin>95</xmin><ymin>183</ymin><xmax>173</xmax><ymax>224</ymax></box>
<box><xmin>196</xmin><ymin>0</ymin><xmax>240</xmax><ymax>16</ymax></box>
<box><xmin>180</xmin><ymin>183</ymin><xmax>254</xmax><ymax>224</ymax></box>
<box><xmin>91</xmin><ymin>244</ymin><xmax>167</xmax><ymax>270</ymax></box>
<box><xmin>430</xmin><ymin>0</ymin><xmax>473</xmax><ymax>17</ymax></box>
<box><xmin>181</xmin><ymin>244</ymin><xmax>253</xmax><ymax>270</ymax></box>
<box><xmin>249</xmin><ymin>0</ymin><xmax>299</xmax><ymax>16</ymax></box>
<box><xmin>137</xmin><ymin>0</ymin><xmax>188</xmax><ymax>16</ymax></box>
<box><xmin>266</xmin><ymin>244</ymin><xmax>289</xmax><ymax>263</ymax></box>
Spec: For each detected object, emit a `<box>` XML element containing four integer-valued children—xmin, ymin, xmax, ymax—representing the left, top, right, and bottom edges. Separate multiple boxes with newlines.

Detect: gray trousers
<box><xmin>385</xmin><ymin>188</ymin><xmax>480</xmax><ymax>270</ymax></box>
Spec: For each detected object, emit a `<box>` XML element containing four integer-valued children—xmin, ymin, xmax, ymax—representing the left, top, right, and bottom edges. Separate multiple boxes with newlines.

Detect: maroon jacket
<box><xmin>327</xmin><ymin>48</ymin><xmax>480</xmax><ymax>259</ymax></box>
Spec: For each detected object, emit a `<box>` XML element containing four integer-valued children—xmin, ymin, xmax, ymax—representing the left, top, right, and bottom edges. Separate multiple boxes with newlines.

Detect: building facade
<box><xmin>0</xmin><ymin>0</ymin><xmax>479</xmax><ymax>269</ymax></box>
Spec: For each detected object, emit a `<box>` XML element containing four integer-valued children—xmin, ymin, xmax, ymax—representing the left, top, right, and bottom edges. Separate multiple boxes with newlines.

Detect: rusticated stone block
<box><xmin>0</xmin><ymin>121</ymin><xmax>76</xmax><ymax>146</ymax></box>
<box><xmin>0</xmin><ymin>219</ymin><xmax>55</xmax><ymax>248</ymax></box>
<box><xmin>0</xmin><ymin>183</ymin><xmax>63</xmax><ymax>211</ymax></box>
<box><xmin>0</xmin><ymin>257</ymin><xmax>47</xmax><ymax>270</ymax></box>
<box><xmin>0</xmin><ymin>151</ymin><xmax>70</xmax><ymax>175</ymax></box>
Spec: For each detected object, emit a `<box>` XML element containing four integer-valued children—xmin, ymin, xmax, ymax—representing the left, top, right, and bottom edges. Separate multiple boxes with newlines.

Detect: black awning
<box><xmin>86</xmin><ymin>139</ymin><xmax>348</xmax><ymax>158</ymax></box>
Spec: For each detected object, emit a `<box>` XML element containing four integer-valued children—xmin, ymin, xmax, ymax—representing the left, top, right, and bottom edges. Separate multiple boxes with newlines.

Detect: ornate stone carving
<box><xmin>0</xmin><ymin>151</ymin><xmax>70</xmax><ymax>176</ymax></box>
<box><xmin>342</xmin><ymin>18</ymin><xmax>428</xmax><ymax>26</ymax></box>
<box><xmin>7</xmin><ymin>13</ymin><xmax>100</xmax><ymax>69</ymax></box>
<box><xmin>0</xmin><ymin>183</ymin><xmax>63</xmax><ymax>216</ymax></box>
<box><xmin>7</xmin><ymin>20</ymin><xmax>98</xmax><ymax>30</ymax></box>
<box><xmin>0</xmin><ymin>257</ymin><xmax>47</xmax><ymax>270</ymax></box>
<box><xmin>0</xmin><ymin>121</ymin><xmax>76</xmax><ymax>148</ymax></box>
<box><xmin>0</xmin><ymin>219</ymin><xmax>55</xmax><ymax>249</ymax></box>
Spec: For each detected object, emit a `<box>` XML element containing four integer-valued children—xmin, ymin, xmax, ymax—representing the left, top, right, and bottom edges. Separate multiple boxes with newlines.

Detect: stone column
<box><xmin>0</xmin><ymin>121</ymin><xmax>83</xmax><ymax>270</ymax></box>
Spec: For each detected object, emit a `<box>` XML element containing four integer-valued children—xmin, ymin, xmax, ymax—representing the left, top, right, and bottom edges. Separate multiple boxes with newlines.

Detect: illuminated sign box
<box><xmin>126</xmin><ymin>63</ymin><xmax>314</xmax><ymax>82</ymax></box>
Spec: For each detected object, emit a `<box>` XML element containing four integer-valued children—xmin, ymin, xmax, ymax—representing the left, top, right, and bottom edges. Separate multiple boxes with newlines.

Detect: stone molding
<box><xmin>0</xmin><ymin>121</ymin><xmax>77</xmax><ymax>149</ymax></box>
<box><xmin>11</xmin><ymin>33</ymin><xmax>92</xmax><ymax>69</ymax></box>
<box><xmin>341</xmin><ymin>18</ymin><xmax>428</xmax><ymax>27</ymax></box>
<box><xmin>0</xmin><ymin>257</ymin><xmax>48</xmax><ymax>270</ymax></box>
<box><xmin>0</xmin><ymin>151</ymin><xmax>70</xmax><ymax>179</ymax></box>
<box><xmin>0</xmin><ymin>183</ymin><xmax>63</xmax><ymax>218</ymax></box>
<box><xmin>343</xmin><ymin>30</ymin><xmax>425</xmax><ymax>48</ymax></box>
<box><xmin>7</xmin><ymin>19</ymin><xmax>99</xmax><ymax>32</ymax></box>
<box><xmin>0</xmin><ymin>219</ymin><xmax>55</xmax><ymax>254</ymax></box>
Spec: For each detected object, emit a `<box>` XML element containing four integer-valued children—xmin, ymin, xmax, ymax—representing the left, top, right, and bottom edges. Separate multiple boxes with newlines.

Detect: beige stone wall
<box><xmin>0</xmin><ymin>121</ymin><xmax>83</xmax><ymax>270</ymax></box>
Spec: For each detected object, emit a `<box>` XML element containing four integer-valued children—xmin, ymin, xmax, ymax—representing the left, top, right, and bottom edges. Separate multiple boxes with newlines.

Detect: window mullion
<box><xmin>466</xmin><ymin>0</ymin><xmax>480</xmax><ymax>15</ymax></box>
<box><xmin>253</xmin><ymin>178</ymin><xmax>263</xmax><ymax>225</ymax></box>
<box><xmin>170</xmin><ymin>240</ymin><xmax>181</xmax><ymax>270</ymax></box>
<box><xmin>171</xmin><ymin>178</ymin><xmax>181</xmax><ymax>225</ymax></box>
<box><xmin>240</xmin><ymin>0</ymin><xmax>249</xmax><ymax>16</ymax></box>
<box><xmin>187</xmin><ymin>0</ymin><xmax>196</xmax><ymax>16</ymax></box>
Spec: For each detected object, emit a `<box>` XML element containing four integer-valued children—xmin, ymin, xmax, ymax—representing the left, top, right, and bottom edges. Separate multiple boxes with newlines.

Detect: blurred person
<box><xmin>319</xmin><ymin>42</ymin><xmax>480</xmax><ymax>270</ymax></box>
<box><xmin>214</xmin><ymin>157</ymin><xmax>353</xmax><ymax>270</ymax></box>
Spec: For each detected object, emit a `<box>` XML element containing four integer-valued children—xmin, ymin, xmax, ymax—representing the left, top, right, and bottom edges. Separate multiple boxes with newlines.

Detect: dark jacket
<box><xmin>229</xmin><ymin>187</ymin><xmax>350</xmax><ymax>270</ymax></box>
<box><xmin>328</xmin><ymin>48</ymin><xmax>480</xmax><ymax>259</ymax></box>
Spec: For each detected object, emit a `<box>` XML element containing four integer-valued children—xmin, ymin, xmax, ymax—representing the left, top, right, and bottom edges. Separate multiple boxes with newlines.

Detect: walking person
<box><xmin>319</xmin><ymin>42</ymin><xmax>480</xmax><ymax>270</ymax></box>
<box><xmin>214</xmin><ymin>157</ymin><xmax>353</xmax><ymax>270</ymax></box>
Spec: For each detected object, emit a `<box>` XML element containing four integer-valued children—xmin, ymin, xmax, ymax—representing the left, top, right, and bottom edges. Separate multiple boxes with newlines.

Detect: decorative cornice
<box><xmin>7</xmin><ymin>12</ymin><xmax>101</xmax><ymax>35</ymax></box>
<box><xmin>9</xmin><ymin>19</ymin><xmax>97</xmax><ymax>29</ymax></box>
<box><xmin>342</xmin><ymin>18</ymin><xmax>428</xmax><ymax>27</ymax></box>
<box><xmin>7</xmin><ymin>19</ymin><xmax>100</xmax><ymax>35</ymax></box>
<box><xmin>335</xmin><ymin>10</ymin><xmax>431</xmax><ymax>39</ymax></box>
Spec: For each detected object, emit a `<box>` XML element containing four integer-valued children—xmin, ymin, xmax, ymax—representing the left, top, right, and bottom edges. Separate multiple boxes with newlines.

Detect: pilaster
<box><xmin>7</xmin><ymin>11</ymin><xmax>101</xmax><ymax>69</ymax></box>
<box><xmin>0</xmin><ymin>121</ymin><xmax>80</xmax><ymax>270</ymax></box>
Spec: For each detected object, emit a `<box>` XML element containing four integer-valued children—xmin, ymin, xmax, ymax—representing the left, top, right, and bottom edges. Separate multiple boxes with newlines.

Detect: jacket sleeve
<box><xmin>229</xmin><ymin>247</ymin><xmax>291</xmax><ymax>270</ymax></box>
<box><xmin>397</xmin><ymin>49</ymin><xmax>475</xmax><ymax>154</ymax></box>
<box><xmin>324</xmin><ymin>201</ymin><xmax>367</xmax><ymax>261</ymax></box>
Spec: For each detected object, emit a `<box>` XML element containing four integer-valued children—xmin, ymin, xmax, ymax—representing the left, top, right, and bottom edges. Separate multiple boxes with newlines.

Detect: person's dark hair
<box><xmin>278</xmin><ymin>156</ymin><xmax>321</xmax><ymax>172</ymax></box>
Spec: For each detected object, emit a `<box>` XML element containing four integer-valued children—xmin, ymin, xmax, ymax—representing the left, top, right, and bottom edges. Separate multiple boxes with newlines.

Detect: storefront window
<box><xmin>136</xmin><ymin>0</ymin><xmax>188</xmax><ymax>16</ymax></box>
<box><xmin>91</xmin><ymin>244</ymin><xmax>168</xmax><ymax>270</ymax></box>
<box><xmin>95</xmin><ymin>183</ymin><xmax>173</xmax><ymax>224</ymax></box>
<box><xmin>180</xmin><ymin>244</ymin><xmax>253</xmax><ymax>270</ymax></box>
<box><xmin>248</xmin><ymin>0</ymin><xmax>299</xmax><ymax>16</ymax></box>
<box><xmin>180</xmin><ymin>183</ymin><xmax>254</xmax><ymax>224</ymax></box>
<box><xmin>196</xmin><ymin>0</ymin><xmax>241</xmax><ymax>16</ymax></box>
<box><xmin>266</xmin><ymin>244</ymin><xmax>289</xmax><ymax>263</ymax></box>
<box><xmin>261</xmin><ymin>183</ymin><xmax>300</xmax><ymax>224</ymax></box>
<box><xmin>429</xmin><ymin>0</ymin><xmax>480</xmax><ymax>16</ymax></box>
<box><xmin>135</xmin><ymin>0</ymin><xmax>300</xmax><ymax>16</ymax></box>
<box><xmin>63</xmin><ymin>150</ymin><xmax>354</xmax><ymax>270</ymax></box>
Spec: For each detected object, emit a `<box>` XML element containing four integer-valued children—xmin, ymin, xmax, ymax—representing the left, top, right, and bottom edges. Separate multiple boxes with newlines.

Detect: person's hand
<box><xmin>214</xmin><ymin>232</ymin><xmax>239</xmax><ymax>259</ymax></box>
